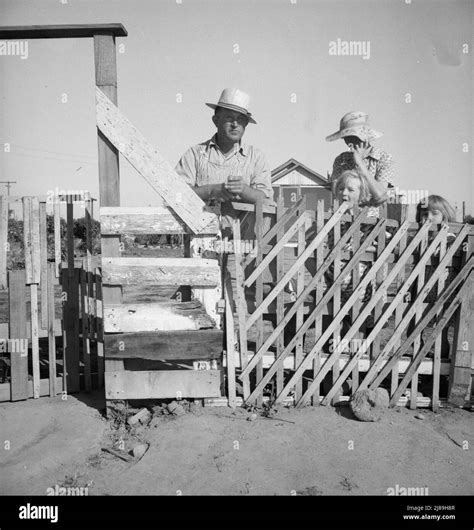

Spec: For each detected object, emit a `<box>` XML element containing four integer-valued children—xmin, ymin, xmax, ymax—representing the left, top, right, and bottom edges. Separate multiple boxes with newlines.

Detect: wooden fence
<box><xmin>226</xmin><ymin>195</ymin><xmax>474</xmax><ymax>410</ymax></box>
<box><xmin>0</xmin><ymin>193</ymin><xmax>103</xmax><ymax>401</ymax></box>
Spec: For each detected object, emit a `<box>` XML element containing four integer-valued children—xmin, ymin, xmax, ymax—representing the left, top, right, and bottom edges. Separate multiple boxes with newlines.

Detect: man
<box><xmin>176</xmin><ymin>88</ymin><xmax>276</xmax><ymax>310</ymax></box>
<box><xmin>175</xmin><ymin>87</ymin><xmax>273</xmax><ymax>240</ymax></box>
<box><xmin>326</xmin><ymin>111</ymin><xmax>394</xmax><ymax>208</ymax></box>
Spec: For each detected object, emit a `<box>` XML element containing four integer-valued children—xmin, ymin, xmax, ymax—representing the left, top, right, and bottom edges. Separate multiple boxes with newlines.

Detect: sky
<box><xmin>0</xmin><ymin>0</ymin><xmax>472</xmax><ymax>219</ymax></box>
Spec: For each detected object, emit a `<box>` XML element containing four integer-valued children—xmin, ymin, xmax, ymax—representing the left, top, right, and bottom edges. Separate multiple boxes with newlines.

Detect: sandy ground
<box><xmin>1</xmin><ymin>391</ymin><xmax>472</xmax><ymax>496</ymax></box>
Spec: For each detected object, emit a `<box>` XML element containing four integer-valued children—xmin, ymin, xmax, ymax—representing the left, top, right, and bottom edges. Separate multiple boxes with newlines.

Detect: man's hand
<box><xmin>224</xmin><ymin>175</ymin><xmax>245</xmax><ymax>195</ymax></box>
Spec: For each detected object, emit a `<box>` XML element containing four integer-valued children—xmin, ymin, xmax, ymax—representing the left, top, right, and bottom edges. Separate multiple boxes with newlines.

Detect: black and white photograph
<box><xmin>0</xmin><ymin>0</ymin><xmax>472</xmax><ymax>526</ymax></box>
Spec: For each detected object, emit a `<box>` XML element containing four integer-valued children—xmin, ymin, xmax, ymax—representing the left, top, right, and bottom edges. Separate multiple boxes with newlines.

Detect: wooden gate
<box><xmin>230</xmin><ymin>198</ymin><xmax>474</xmax><ymax>410</ymax></box>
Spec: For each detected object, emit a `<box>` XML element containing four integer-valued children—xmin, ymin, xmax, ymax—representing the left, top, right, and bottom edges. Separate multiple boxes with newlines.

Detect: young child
<box><xmin>409</xmin><ymin>194</ymin><xmax>456</xmax><ymax>358</ymax></box>
<box><xmin>416</xmin><ymin>194</ymin><xmax>456</xmax><ymax>225</ymax></box>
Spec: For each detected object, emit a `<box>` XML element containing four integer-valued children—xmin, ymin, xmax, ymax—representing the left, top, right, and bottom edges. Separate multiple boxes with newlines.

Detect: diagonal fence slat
<box><xmin>365</xmin><ymin>253</ymin><xmax>473</xmax><ymax>391</ymax></box>
<box><xmin>246</xmin><ymin>202</ymin><xmax>351</xmax><ymax>329</ymax></box>
<box><xmin>242</xmin><ymin>218</ymin><xmax>389</xmax><ymax>404</ymax></box>
<box><xmin>359</xmin><ymin>225</ymin><xmax>472</xmax><ymax>390</ymax></box>
<box><xmin>288</xmin><ymin>219</ymin><xmax>425</xmax><ymax>407</ymax></box>
<box><xmin>320</xmin><ymin>223</ymin><xmax>460</xmax><ymax>405</ymax></box>
<box><xmin>240</xmin><ymin>211</ymin><xmax>383</xmax><ymax>381</ymax></box>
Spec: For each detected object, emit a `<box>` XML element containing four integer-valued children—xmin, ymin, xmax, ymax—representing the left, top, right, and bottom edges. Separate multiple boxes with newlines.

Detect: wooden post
<box><xmin>331</xmin><ymin>199</ymin><xmax>341</xmax><ymax>405</ymax></box>
<box><xmin>448</xmin><ymin>233</ymin><xmax>474</xmax><ymax>406</ymax></box>
<box><xmin>40</xmin><ymin>201</ymin><xmax>48</xmax><ymax>329</ymax></box>
<box><xmin>294</xmin><ymin>192</ymin><xmax>305</xmax><ymax>401</ymax></box>
<box><xmin>275</xmin><ymin>192</ymin><xmax>285</xmax><ymax>397</ymax></box>
<box><xmin>81</xmin><ymin>266</ymin><xmax>92</xmax><ymax>391</ymax></box>
<box><xmin>94</xmin><ymin>31</ymin><xmax>125</xmax><ymax>402</ymax></box>
<box><xmin>224</xmin><ymin>274</ymin><xmax>237</xmax><ymax>408</ymax></box>
<box><xmin>0</xmin><ymin>196</ymin><xmax>8</xmax><ymax>289</ymax></box>
<box><xmin>23</xmin><ymin>197</ymin><xmax>41</xmax><ymax>399</ymax></box>
<box><xmin>47</xmin><ymin>262</ymin><xmax>57</xmax><ymax>397</ymax></box>
<box><xmin>8</xmin><ymin>271</ymin><xmax>28</xmax><ymax>401</ymax></box>
<box><xmin>311</xmin><ymin>200</ymin><xmax>324</xmax><ymax>405</ymax></box>
<box><xmin>53</xmin><ymin>198</ymin><xmax>61</xmax><ymax>278</ymax></box>
<box><xmin>255</xmin><ymin>198</ymin><xmax>264</xmax><ymax>407</ymax></box>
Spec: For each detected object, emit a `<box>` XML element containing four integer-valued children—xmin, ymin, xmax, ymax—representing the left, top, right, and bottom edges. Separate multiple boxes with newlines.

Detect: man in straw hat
<box><xmin>176</xmin><ymin>87</ymin><xmax>273</xmax><ymax>218</ymax></box>
<box><xmin>326</xmin><ymin>111</ymin><xmax>394</xmax><ymax>207</ymax></box>
<box><xmin>176</xmin><ymin>88</ymin><xmax>276</xmax><ymax>306</ymax></box>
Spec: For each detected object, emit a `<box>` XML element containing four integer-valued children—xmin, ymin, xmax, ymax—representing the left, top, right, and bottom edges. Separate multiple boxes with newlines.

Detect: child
<box><xmin>409</xmin><ymin>194</ymin><xmax>456</xmax><ymax>359</ymax></box>
<box><xmin>416</xmin><ymin>194</ymin><xmax>456</xmax><ymax>225</ymax></box>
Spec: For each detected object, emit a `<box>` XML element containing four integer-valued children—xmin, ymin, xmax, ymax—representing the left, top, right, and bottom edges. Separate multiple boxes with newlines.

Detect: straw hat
<box><xmin>326</xmin><ymin>111</ymin><xmax>383</xmax><ymax>142</ymax></box>
<box><xmin>206</xmin><ymin>88</ymin><xmax>256</xmax><ymax>124</ymax></box>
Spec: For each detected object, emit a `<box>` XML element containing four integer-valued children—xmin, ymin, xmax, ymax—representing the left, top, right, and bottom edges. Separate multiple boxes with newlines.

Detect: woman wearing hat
<box><xmin>326</xmin><ymin>111</ymin><xmax>394</xmax><ymax>207</ymax></box>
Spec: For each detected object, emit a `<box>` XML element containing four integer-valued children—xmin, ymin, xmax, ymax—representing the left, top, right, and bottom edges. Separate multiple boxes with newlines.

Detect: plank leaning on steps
<box><xmin>102</xmin><ymin>257</ymin><xmax>220</xmax><ymax>286</ymax></box>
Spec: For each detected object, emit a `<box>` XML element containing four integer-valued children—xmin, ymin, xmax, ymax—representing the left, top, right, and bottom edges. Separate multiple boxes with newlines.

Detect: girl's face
<box><xmin>421</xmin><ymin>208</ymin><xmax>444</xmax><ymax>224</ymax></box>
<box><xmin>337</xmin><ymin>177</ymin><xmax>361</xmax><ymax>206</ymax></box>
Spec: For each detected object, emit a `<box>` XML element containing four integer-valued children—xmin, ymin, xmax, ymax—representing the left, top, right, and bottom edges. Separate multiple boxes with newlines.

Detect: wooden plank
<box><xmin>231</xmin><ymin>201</ymin><xmax>276</xmax><ymax>216</ymax></box>
<box><xmin>66</xmin><ymin>198</ymin><xmax>74</xmax><ymax>277</ymax></box>
<box><xmin>448</xmin><ymin>265</ymin><xmax>474</xmax><ymax>407</ymax></box>
<box><xmin>81</xmin><ymin>268</ymin><xmax>91</xmax><ymax>391</ymax></box>
<box><xmin>102</xmin><ymin>257</ymin><xmax>220</xmax><ymax>286</ymax></box>
<box><xmin>22</xmin><ymin>197</ymin><xmax>40</xmax><ymax>284</ymax></box>
<box><xmin>39</xmin><ymin>201</ymin><xmax>48</xmax><ymax>329</ymax></box>
<box><xmin>432</xmin><ymin>231</ymin><xmax>448</xmax><ymax>411</ymax></box>
<box><xmin>391</xmin><ymin>225</ymin><xmax>408</xmax><ymax>397</ymax></box>
<box><xmin>30</xmin><ymin>284</ymin><xmax>40</xmax><ymax>398</ymax></box>
<box><xmin>276</xmin><ymin>193</ymin><xmax>285</xmax><ymax>397</ymax></box>
<box><xmin>0</xmin><ymin>196</ymin><xmax>8</xmax><ymax>289</ymax></box>
<box><xmin>331</xmin><ymin>200</ymin><xmax>342</xmax><ymax>405</ymax></box>
<box><xmin>232</xmin><ymin>218</ymin><xmax>250</xmax><ymax>400</ymax></box>
<box><xmin>47</xmin><ymin>263</ymin><xmax>57</xmax><ymax>397</ymax></box>
<box><xmin>95</xmin><ymin>267</ymin><xmax>105</xmax><ymax>388</ymax></box>
<box><xmin>350</xmin><ymin>205</ymin><xmax>361</xmax><ymax>394</ymax></box>
<box><xmin>53</xmin><ymin>199</ymin><xmax>61</xmax><ymax>278</ymax></box>
<box><xmin>225</xmin><ymin>275</ymin><xmax>237</xmax><ymax>408</ymax></box>
<box><xmin>410</xmin><ymin>229</ymin><xmax>428</xmax><ymax>409</ymax></box>
<box><xmin>103</xmin><ymin>300</ymin><xmax>215</xmax><ymax>332</ymax></box>
<box><xmin>104</xmin><ymin>329</ymin><xmax>224</xmax><ymax>359</ymax></box>
<box><xmin>371</xmin><ymin>223</ymin><xmax>387</xmax><ymax>364</ymax></box>
<box><xmin>63</xmin><ymin>268</ymin><xmax>81</xmax><ymax>392</ymax></box>
<box><xmin>8</xmin><ymin>271</ymin><xmax>29</xmax><ymax>401</ymax></box>
<box><xmin>0</xmin><ymin>24</ymin><xmax>127</xmax><ymax>39</ymax></box>
<box><xmin>294</xmin><ymin>194</ymin><xmax>306</xmax><ymax>401</ymax></box>
<box><xmin>94</xmin><ymin>32</ymin><xmax>126</xmax><ymax>387</ymax></box>
<box><xmin>100</xmin><ymin>206</ymin><xmax>219</xmax><ymax>235</ymax></box>
<box><xmin>96</xmin><ymin>87</ymin><xmax>214</xmax><ymax>234</ymax></box>
<box><xmin>255</xmin><ymin>199</ymin><xmax>264</xmax><ymax>407</ymax></box>
<box><xmin>312</xmin><ymin>200</ymin><xmax>325</xmax><ymax>405</ymax></box>
<box><xmin>105</xmin><ymin>370</ymin><xmax>222</xmax><ymax>400</ymax></box>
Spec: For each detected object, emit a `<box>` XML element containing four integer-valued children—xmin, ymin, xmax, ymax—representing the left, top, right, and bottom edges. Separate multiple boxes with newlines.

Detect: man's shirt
<box><xmin>175</xmin><ymin>135</ymin><xmax>273</xmax><ymax>201</ymax></box>
<box><xmin>329</xmin><ymin>146</ymin><xmax>394</xmax><ymax>187</ymax></box>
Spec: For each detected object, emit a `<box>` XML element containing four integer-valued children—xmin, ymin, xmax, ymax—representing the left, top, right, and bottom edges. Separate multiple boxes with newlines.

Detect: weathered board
<box><xmin>100</xmin><ymin>206</ymin><xmax>219</xmax><ymax>235</ymax></box>
<box><xmin>104</xmin><ymin>300</ymin><xmax>215</xmax><ymax>332</ymax></box>
<box><xmin>105</xmin><ymin>369</ymin><xmax>222</xmax><ymax>399</ymax></box>
<box><xmin>96</xmin><ymin>87</ymin><xmax>216</xmax><ymax>234</ymax></box>
<box><xmin>104</xmin><ymin>329</ymin><xmax>223</xmax><ymax>360</ymax></box>
<box><xmin>102</xmin><ymin>257</ymin><xmax>220</xmax><ymax>286</ymax></box>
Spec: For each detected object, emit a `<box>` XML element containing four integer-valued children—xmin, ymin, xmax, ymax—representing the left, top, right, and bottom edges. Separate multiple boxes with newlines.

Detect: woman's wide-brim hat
<box><xmin>326</xmin><ymin>111</ymin><xmax>383</xmax><ymax>142</ymax></box>
<box><xmin>206</xmin><ymin>88</ymin><xmax>257</xmax><ymax>124</ymax></box>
